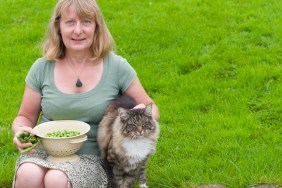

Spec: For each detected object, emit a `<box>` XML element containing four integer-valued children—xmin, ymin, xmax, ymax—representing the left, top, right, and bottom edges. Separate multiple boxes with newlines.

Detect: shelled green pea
<box><xmin>46</xmin><ymin>130</ymin><xmax>80</xmax><ymax>138</ymax></box>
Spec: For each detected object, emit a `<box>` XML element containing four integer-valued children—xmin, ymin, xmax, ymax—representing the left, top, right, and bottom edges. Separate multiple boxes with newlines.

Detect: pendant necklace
<box><xmin>68</xmin><ymin>61</ymin><xmax>88</xmax><ymax>87</ymax></box>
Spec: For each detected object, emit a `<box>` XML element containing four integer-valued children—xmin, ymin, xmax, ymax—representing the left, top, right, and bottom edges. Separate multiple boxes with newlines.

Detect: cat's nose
<box><xmin>137</xmin><ymin>126</ymin><xmax>143</xmax><ymax>134</ymax></box>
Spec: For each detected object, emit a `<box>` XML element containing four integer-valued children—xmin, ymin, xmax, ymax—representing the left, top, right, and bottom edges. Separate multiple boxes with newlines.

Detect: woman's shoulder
<box><xmin>31</xmin><ymin>57</ymin><xmax>54</xmax><ymax>70</ymax></box>
<box><xmin>34</xmin><ymin>57</ymin><xmax>54</xmax><ymax>65</ymax></box>
<box><xmin>106</xmin><ymin>52</ymin><xmax>126</xmax><ymax>64</ymax></box>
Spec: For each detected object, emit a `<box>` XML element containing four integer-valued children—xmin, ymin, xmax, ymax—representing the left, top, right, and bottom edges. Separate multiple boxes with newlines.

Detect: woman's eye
<box><xmin>66</xmin><ymin>20</ymin><xmax>75</xmax><ymax>25</ymax></box>
<box><xmin>82</xmin><ymin>19</ymin><xmax>91</xmax><ymax>25</ymax></box>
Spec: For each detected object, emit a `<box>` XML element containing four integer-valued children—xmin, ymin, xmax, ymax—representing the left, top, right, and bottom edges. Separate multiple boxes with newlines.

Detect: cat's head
<box><xmin>118</xmin><ymin>103</ymin><xmax>158</xmax><ymax>139</ymax></box>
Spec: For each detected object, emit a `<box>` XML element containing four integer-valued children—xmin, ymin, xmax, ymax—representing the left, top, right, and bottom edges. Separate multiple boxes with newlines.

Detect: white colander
<box><xmin>34</xmin><ymin>120</ymin><xmax>90</xmax><ymax>163</ymax></box>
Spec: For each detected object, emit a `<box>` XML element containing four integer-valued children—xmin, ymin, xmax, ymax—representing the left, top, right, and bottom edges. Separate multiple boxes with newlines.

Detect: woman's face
<box><xmin>59</xmin><ymin>4</ymin><xmax>96</xmax><ymax>54</ymax></box>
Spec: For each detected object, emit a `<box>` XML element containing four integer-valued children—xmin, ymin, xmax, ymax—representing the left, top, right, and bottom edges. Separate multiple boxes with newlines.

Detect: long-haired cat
<box><xmin>97</xmin><ymin>96</ymin><xmax>159</xmax><ymax>188</ymax></box>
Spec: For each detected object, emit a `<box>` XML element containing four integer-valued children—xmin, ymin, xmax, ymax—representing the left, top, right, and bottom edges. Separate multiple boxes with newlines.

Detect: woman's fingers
<box><xmin>133</xmin><ymin>103</ymin><xmax>146</xmax><ymax>109</ymax></box>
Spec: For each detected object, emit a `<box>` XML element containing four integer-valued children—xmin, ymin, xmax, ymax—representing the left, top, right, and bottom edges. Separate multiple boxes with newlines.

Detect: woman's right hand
<box><xmin>13</xmin><ymin>126</ymin><xmax>37</xmax><ymax>154</ymax></box>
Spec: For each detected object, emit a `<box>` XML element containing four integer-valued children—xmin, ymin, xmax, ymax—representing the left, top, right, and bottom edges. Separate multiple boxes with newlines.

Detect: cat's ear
<box><xmin>118</xmin><ymin>107</ymin><xmax>130</xmax><ymax>120</ymax></box>
<box><xmin>145</xmin><ymin>103</ymin><xmax>153</xmax><ymax>116</ymax></box>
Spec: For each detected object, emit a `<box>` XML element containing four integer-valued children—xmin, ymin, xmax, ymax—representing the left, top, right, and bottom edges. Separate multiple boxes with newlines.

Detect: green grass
<box><xmin>1</xmin><ymin>0</ymin><xmax>281</xmax><ymax>187</ymax></box>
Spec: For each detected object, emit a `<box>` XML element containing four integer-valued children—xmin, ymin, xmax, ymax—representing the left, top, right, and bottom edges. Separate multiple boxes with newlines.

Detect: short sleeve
<box><xmin>117</xmin><ymin>57</ymin><xmax>136</xmax><ymax>93</ymax></box>
<box><xmin>25</xmin><ymin>58</ymin><xmax>45</xmax><ymax>94</ymax></box>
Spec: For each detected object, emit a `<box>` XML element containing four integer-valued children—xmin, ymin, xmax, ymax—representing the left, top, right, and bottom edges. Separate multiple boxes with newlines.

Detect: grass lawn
<box><xmin>0</xmin><ymin>0</ymin><xmax>281</xmax><ymax>187</ymax></box>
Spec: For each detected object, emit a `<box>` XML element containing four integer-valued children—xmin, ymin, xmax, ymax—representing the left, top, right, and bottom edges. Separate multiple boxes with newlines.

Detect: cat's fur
<box><xmin>97</xmin><ymin>96</ymin><xmax>159</xmax><ymax>188</ymax></box>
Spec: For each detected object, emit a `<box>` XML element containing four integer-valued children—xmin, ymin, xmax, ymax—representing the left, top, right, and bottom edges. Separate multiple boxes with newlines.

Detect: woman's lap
<box><xmin>13</xmin><ymin>150</ymin><xmax>108</xmax><ymax>188</ymax></box>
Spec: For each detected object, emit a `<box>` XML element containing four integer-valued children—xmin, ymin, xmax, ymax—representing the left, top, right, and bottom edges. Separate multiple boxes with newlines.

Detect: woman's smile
<box><xmin>72</xmin><ymin>38</ymin><xmax>86</xmax><ymax>42</ymax></box>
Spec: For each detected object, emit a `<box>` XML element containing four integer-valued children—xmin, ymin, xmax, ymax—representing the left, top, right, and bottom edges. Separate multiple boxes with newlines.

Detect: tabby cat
<box><xmin>97</xmin><ymin>96</ymin><xmax>159</xmax><ymax>188</ymax></box>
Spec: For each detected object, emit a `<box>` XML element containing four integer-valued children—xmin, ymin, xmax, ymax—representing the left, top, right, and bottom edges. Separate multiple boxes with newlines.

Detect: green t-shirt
<box><xmin>25</xmin><ymin>52</ymin><xmax>136</xmax><ymax>155</ymax></box>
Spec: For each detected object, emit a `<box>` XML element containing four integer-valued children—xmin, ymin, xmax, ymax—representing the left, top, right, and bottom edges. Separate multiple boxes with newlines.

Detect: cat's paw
<box><xmin>139</xmin><ymin>184</ymin><xmax>148</xmax><ymax>188</ymax></box>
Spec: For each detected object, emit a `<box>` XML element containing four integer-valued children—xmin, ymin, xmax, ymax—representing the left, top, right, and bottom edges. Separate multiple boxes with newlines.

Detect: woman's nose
<box><xmin>74</xmin><ymin>23</ymin><xmax>82</xmax><ymax>34</ymax></box>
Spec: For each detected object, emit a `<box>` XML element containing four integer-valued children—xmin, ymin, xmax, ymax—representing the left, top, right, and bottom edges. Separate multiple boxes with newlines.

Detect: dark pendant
<box><xmin>76</xmin><ymin>79</ymin><xmax>83</xmax><ymax>87</ymax></box>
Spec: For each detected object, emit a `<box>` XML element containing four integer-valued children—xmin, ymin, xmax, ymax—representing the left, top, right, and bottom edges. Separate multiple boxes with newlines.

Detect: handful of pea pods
<box><xmin>17</xmin><ymin>131</ymin><xmax>40</xmax><ymax>154</ymax></box>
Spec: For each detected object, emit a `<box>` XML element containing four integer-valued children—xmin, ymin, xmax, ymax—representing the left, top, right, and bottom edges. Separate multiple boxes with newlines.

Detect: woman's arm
<box><xmin>12</xmin><ymin>85</ymin><xmax>42</xmax><ymax>132</ymax></box>
<box><xmin>12</xmin><ymin>85</ymin><xmax>42</xmax><ymax>153</ymax></box>
<box><xmin>123</xmin><ymin>76</ymin><xmax>160</xmax><ymax>121</ymax></box>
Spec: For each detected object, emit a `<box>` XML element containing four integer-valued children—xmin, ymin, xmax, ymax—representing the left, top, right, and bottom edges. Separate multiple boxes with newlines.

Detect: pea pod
<box><xmin>17</xmin><ymin>131</ymin><xmax>40</xmax><ymax>154</ymax></box>
<box><xmin>20</xmin><ymin>141</ymin><xmax>40</xmax><ymax>154</ymax></box>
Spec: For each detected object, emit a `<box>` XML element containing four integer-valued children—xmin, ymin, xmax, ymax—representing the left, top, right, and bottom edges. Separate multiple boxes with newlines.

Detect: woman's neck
<box><xmin>64</xmin><ymin>50</ymin><xmax>93</xmax><ymax>64</ymax></box>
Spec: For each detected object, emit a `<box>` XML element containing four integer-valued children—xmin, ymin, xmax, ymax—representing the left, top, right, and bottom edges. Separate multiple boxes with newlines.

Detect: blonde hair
<box><xmin>43</xmin><ymin>0</ymin><xmax>115</xmax><ymax>61</ymax></box>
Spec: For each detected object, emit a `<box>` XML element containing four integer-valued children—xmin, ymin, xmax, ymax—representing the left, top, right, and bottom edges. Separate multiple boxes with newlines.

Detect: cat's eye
<box><xmin>126</xmin><ymin>125</ymin><xmax>135</xmax><ymax>132</ymax></box>
<box><xmin>143</xmin><ymin>123</ymin><xmax>152</xmax><ymax>129</ymax></box>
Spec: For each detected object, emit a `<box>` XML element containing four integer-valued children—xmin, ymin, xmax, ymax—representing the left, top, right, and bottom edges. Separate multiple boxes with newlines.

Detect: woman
<box><xmin>12</xmin><ymin>0</ymin><xmax>160</xmax><ymax>187</ymax></box>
